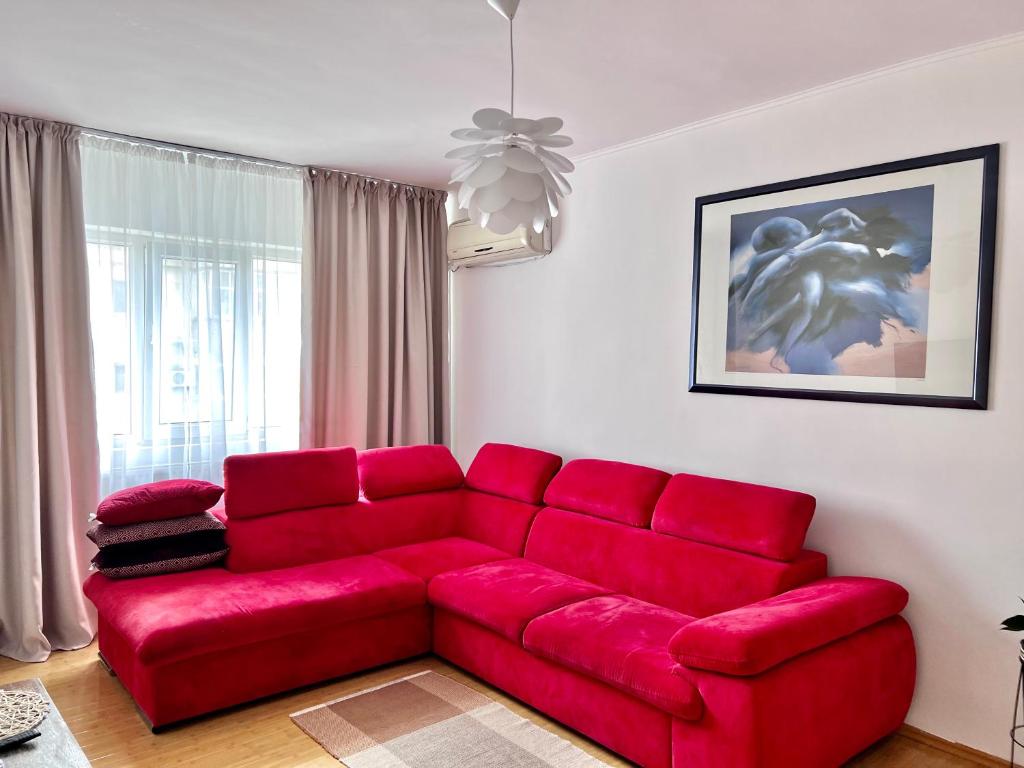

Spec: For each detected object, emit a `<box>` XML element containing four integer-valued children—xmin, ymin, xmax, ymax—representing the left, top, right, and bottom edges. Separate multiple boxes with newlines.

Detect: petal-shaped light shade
<box><xmin>541</xmin><ymin>167</ymin><xmax>573</xmax><ymax>196</ymax></box>
<box><xmin>481</xmin><ymin>211</ymin><xmax>520</xmax><ymax>235</ymax></box>
<box><xmin>501</xmin><ymin>117</ymin><xmax>540</xmax><ymax>135</ymax></box>
<box><xmin>534</xmin><ymin>146</ymin><xmax>575</xmax><ymax>173</ymax></box>
<box><xmin>532</xmin><ymin>134</ymin><xmax>573</xmax><ymax>148</ymax></box>
<box><xmin>500</xmin><ymin>169</ymin><xmax>545</xmax><ymax>202</ymax></box>
<box><xmin>530</xmin><ymin>117</ymin><xmax>563</xmax><ymax>137</ymax></box>
<box><xmin>498</xmin><ymin>199</ymin><xmax>538</xmax><ymax>226</ymax></box>
<box><xmin>476</xmin><ymin>183</ymin><xmax>512</xmax><ymax>213</ymax></box>
<box><xmin>457</xmin><ymin>182</ymin><xmax>476</xmax><ymax>211</ymax></box>
<box><xmin>466</xmin><ymin>156</ymin><xmax>508</xmax><ymax>188</ymax></box>
<box><xmin>451</xmin><ymin>158</ymin><xmax>482</xmax><ymax>183</ymax></box>
<box><xmin>501</xmin><ymin>146</ymin><xmax>545</xmax><ymax>173</ymax></box>
<box><xmin>545</xmin><ymin>187</ymin><xmax>560</xmax><ymax>217</ymax></box>
<box><xmin>449</xmin><ymin>110</ymin><xmax>573</xmax><ymax>236</ymax></box>
<box><xmin>451</xmin><ymin>127</ymin><xmax>507</xmax><ymax>141</ymax></box>
<box><xmin>468</xmin><ymin>199</ymin><xmax>491</xmax><ymax>229</ymax></box>
<box><xmin>445</xmin><ymin>143</ymin><xmax>493</xmax><ymax>160</ymax></box>
<box><xmin>473</xmin><ymin>107</ymin><xmax>512</xmax><ymax>130</ymax></box>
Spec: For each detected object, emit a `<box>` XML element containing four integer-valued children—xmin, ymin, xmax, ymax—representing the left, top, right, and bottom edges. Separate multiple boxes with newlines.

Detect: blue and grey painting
<box><xmin>726</xmin><ymin>185</ymin><xmax>934</xmax><ymax>376</ymax></box>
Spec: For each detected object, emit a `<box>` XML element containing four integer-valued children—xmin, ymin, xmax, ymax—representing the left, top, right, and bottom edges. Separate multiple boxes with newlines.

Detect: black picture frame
<box><xmin>689</xmin><ymin>144</ymin><xmax>999</xmax><ymax>409</ymax></box>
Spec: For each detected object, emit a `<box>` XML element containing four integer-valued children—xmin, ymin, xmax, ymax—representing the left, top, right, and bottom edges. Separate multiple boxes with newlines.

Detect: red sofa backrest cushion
<box><xmin>456</xmin><ymin>442</ymin><xmax>563</xmax><ymax>555</ymax></box>
<box><xmin>525</xmin><ymin>506</ymin><xmax>827</xmax><ymax>617</ymax></box>
<box><xmin>457</xmin><ymin>492</ymin><xmax>539</xmax><ymax>556</ymax></box>
<box><xmin>653</xmin><ymin>473</ymin><xmax>815</xmax><ymax>561</ymax></box>
<box><xmin>465</xmin><ymin>443</ymin><xmax>562</xmax><ymax>504</ymax></box>
<box><xmin>223</xmin><ymin>447</ymin><xmax>358</xmax><ymax>519</ymax></box>
<box><xmin>225</xmin><ymin>493</ymin><xmax>460</xmax><ymax>572</ymax></box>
<box><xmin>358</xmin><ymin>445</ymin><xmax>464</xmax><ymax>500</ymax></box>
<box><xmin>223</xmin><ymin>445</ymin><xmax>462</xmax><ymax>572</ymax></box>
<box><xmin>542</xmin><ymin>459</ymin><xmax>670</xmax><ymax>527</ymax></box>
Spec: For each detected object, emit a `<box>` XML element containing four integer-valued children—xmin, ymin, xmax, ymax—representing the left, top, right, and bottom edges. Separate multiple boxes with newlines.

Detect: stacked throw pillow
<box><xmin>88</xmin><ymin>479</ymin><xmax>228</xmax><ymax>578</ymax></box>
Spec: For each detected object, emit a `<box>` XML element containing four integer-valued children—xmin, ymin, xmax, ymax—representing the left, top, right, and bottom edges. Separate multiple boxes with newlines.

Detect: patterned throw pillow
<box><xmin>91</xmin><ymin>547</ymin><xmax>229</xmax><ymax>579</ymax></box>
<box><xmin>96</xmin><ymin>479</ymin><xmax>224</xmax><ymax>525</ymax></box>
<box><xmin>89</xmin><ymin>511</ymin><xmax>228</xmax><ymax>579</ymax></box>
<box><xmin>87</xmin><ymin>511</ymin><xmax>225</xmax><ymax>547</ymax></box>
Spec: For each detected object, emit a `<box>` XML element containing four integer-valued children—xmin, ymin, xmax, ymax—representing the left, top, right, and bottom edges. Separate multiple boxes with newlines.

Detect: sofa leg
<box><xmin>98</xmin><ymin>651</ymin><xmax>116</xmax><ymax>677</ymax></box>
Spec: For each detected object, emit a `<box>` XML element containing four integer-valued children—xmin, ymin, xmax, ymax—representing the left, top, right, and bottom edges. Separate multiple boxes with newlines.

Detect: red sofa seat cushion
<box><xmin>83</xmin><ymin>556</ymin><xmax>425</xmax><ymax>665</ymax></box>
<box><xmin>669</xmin><ymin>576</ymin><xmax>910</xmax><ymax>676</ymax></box>
<box><xmin>464</xmin><ymin>443</ymin><xmax>562</xmax><ymax>504</ymax></box>
<box><xmin>96</xmin><ymin>479</ymin><xmax>224</xmax><ymax>525</ymax></box>
<box><xmin>428</xmin><ymin>559</ymin><xmax>610</xmax><ymax>642</ymax></box>
<box><xmin>653</xmin><ymin>473</ymin><xmax>815</xmax><ymax>561</ymax></box>
<box><xmin>358</xmin><ymin>445</ymin><xmax>464</xmax><ymax>500</ymax></box>
<box><xmin>374</xmin><ymin>537</ymin><xmax>513</xmax><ymax>581</ymax></box>
<box><xmin>523</xmin><ymin>595</ymin><xmax>703</xmax><ymax>720</ymax></box>
<box><xmin>543</xmin><ymin>458</ymin><xmax>670</xmax><ymax>527</ymax></box>
<box><xmin>224</xmin><ymin>447</ymin><xmax>358</xmax><ymax>520</ymax></box>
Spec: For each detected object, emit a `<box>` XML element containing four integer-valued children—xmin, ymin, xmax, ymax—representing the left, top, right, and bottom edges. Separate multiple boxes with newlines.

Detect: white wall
<box><xmin>451</xmin><ymin>36</ymin><xmax>1024</xmax><ymax>759</ymax></box>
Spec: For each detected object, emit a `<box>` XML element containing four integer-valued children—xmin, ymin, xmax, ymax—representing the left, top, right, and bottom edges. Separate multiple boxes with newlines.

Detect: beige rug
<box><xmin>290</xmin><ymin>671</ymin><xmax>609</xmax><ymax>767</ymax></box>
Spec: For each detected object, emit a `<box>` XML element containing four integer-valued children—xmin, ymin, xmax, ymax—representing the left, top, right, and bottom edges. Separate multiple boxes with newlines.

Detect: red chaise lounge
<box><xmin>84</xmin><ymin>443</ymin><xmax>915</xmax><ymax>768</ymax></box>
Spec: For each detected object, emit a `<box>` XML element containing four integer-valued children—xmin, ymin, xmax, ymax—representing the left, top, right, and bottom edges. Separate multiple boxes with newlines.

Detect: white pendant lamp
<box><xmin>446</xmin><ymin>0</ymin><xmax>574</xmax><ymax>235</ymax></box>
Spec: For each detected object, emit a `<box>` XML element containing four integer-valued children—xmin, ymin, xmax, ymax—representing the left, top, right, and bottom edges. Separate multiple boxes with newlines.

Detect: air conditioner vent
<box><xmin>447</xmin><ymin>218</ymin><xmax>551</xmax><ymax>269</ymax></box>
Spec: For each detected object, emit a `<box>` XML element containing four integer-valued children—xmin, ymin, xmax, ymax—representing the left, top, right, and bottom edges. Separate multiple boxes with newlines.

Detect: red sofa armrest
<box><xmin>669</xmin><ymin>576</ymin><xmax>909</xmax><ymax>676</ymax></box>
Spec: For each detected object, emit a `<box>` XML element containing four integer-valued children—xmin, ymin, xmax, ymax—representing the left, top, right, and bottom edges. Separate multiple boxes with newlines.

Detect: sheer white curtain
<box><xmin>81</xmin><ymin>135</ymin><xmax>304</xmax><ymax>493</ymax></box>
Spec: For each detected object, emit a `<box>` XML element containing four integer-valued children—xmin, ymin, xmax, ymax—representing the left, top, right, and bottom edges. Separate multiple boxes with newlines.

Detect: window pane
<box><xmin>86</xmin><ymin>242</ymin><xmax>132</xmax><ymax>436</ymax></box>
<box><xmin>157</xmin><ymin>256</ymin><xmax>237</xmax><ymax>425</ymax></box>
<box><xmin>82</xmin><ymin>134</ymin><xmax>304</xmax><ymax>493</ymax></box>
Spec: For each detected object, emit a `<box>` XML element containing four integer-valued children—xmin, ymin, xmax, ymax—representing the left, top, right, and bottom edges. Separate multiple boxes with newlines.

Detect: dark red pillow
<box><xmin>96</xmin><ymin>479</ymin><xmax>224</xmax><ymax>525</ymax></box>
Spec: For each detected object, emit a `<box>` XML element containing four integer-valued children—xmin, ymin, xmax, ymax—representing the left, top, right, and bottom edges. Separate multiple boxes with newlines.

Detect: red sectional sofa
<box><xmin>83</xmin><ymin>443</ymin><xmax>915</xmax><ymax>768</ymax></box>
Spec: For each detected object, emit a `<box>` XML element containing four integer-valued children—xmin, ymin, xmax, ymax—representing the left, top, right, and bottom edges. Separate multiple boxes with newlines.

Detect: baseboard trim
<box><xmin>899</xmin><ymin>724</ymin><xmax>1010</xmax><ymax>767</ymax></box>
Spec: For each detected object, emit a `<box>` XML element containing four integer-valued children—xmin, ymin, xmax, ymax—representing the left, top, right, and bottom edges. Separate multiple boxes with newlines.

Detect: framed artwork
<box><xmin>689</xmin><ymin>144</ymin><xmax>998</xmax><ymax>409</ymax></box>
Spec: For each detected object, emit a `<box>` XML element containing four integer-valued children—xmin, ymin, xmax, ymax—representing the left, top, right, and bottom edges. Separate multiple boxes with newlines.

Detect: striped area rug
<box><xmin>290</xmin><ymin>671</ymin><xmax>609</xmax><ymax>767</ymax></box>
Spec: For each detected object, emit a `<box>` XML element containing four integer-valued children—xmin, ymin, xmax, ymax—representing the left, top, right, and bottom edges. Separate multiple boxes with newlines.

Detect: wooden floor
<box><xmin>0</xmin><ymin>643</ymin><xmax>996</xmax><ymax>767</ymax></box>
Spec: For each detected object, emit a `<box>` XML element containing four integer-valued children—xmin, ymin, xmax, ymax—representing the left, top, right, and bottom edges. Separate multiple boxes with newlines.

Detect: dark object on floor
<box><xmin>0</xmin><ymin>679</ymin><xmax>90</xmax><ymax>767</ymax></box>
<box><xmin>0</xmin><ymin>728</ymin><xmax>40</xmax><ymax>751</ymax></box>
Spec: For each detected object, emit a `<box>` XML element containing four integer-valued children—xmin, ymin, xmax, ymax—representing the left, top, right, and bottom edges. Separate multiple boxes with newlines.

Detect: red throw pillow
<box><xmin>96</xmin><ymin>479</ymin><xmax>224</xmax><ymax>525</ymax></box>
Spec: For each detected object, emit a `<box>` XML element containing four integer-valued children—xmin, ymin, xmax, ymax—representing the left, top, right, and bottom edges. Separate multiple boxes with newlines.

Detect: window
<box><xmin>82</xmin><ymin>135</ymin><xmax>304</xmax><ymax>494</ymax></box>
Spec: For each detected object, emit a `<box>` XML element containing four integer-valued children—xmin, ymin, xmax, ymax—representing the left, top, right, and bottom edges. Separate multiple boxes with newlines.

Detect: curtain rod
<box><xmin>80</xmin><ymin>125</ymin><xmax>446</xmax><ymax>194</ymax></box>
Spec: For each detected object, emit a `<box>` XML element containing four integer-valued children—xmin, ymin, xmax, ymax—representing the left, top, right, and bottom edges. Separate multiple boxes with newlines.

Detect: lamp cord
<box><xmin>509</xmin><ymin>18</ymin><xmax>515</xmax><ymax>117</ymax></box>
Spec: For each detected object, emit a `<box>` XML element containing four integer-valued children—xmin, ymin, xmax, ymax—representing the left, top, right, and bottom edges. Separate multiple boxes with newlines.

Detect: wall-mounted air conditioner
<box><xmin>447</xmin><ymin>217</ymin><xmax>551</xmax><ymax>270</ymax></box>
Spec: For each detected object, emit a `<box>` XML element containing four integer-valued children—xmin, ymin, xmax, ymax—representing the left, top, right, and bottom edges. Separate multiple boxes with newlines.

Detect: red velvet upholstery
<box><xmin>669</xmin><ymin>576</ymin><xmax>910</xmax><ymax>675</ymax></box>
<box><xmin>96</xmin><ymin>608</ymin><xmax>430</xmax><ymax>727</ymax></box>
<box><xmin>456</xmin><ymin>491</ymin><xmax>540</xmax><ymax>555</ymax></box>
<box><xmin>358</xmin><ymin>445</ymin><xmax>464</xmax><ymax>500</ymax></box>
<box><xmin>84</xmin><ymin>441</ymin><xmax>914</xmax><ymax>766</ymax></box>
<box><xmin>653</xmin><ymin>473</ymin><xmax>815</xmax><ymax>561</ymax></box>
<box><xmin>673</xmin><ymin>617</ymin><xmax>915</xmax><ymax>768</ymax></box>
<box><xmin>97</xmin><ymin>479</ymin><xmax>224</xmax><ymax>525</ymax></box>
<box><xmin>526</xmin><ymin>507</ymin><xmax>827</xmax><ymax>617</ymax></box>
<box><xmin>429</xmin><ymin>559</ymin><xmax>610</xmax><ymax>641</ymax></box>
<box><xmin>464</xmin><ymin>443</ymin><xmax>562</xmax><ymax>504</ymax></box>
<box><xmin>523</xmin><ymin>595</ymin><xmax>702</xmax><ymax>720</ymax></box>
<box><xmin>374</xmin><ymin>537</ymin><xmax>512</xmax><ymax>581</ymax></box>
<box><xmin>543</xmin><ymin>458</ymin><xmax>670</xmax><ymax>526</ymax></box>
<box><xmin>84</xmin><ymin>557</ymin><xmax>424</xmax><ymax>664</ymax></box>
<box><xmin>224</xmin><ymin>492</ymin><xmax>460</xmax><ymax>572</ymax></box>
<box><xmin>223</xmin><ymin>447</ymin><xmax>357</xmax><ymax>519</ymax></box>
<box><xmin>435</xmin><ymin>610</ymin><xmax>673</xmax><ymax>768</ymax></box>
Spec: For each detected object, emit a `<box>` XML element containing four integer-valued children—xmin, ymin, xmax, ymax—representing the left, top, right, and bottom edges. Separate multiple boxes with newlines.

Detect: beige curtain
<box><xmin>0</xmin><ymin>114</ymin><xmax>99</xmax><ymax>662</ymax></box>
<box><xmin>302</xmin><ymin>170</ymin><xmax>448</xmax><ymax>449</ymax></box>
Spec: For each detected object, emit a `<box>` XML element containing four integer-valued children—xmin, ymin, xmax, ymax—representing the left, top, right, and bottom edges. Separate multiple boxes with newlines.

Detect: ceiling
<box><xmin>3</xmin><ymin>1</ymin><xmax>1023</xmax><ymax>188</ymax></box>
